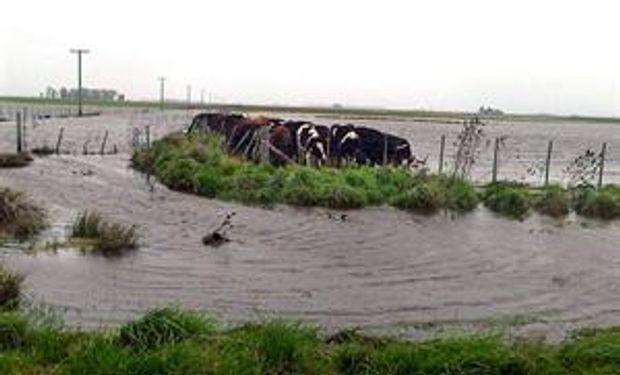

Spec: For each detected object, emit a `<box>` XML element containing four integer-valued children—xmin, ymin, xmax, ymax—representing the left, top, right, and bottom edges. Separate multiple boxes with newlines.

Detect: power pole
<box><xmin>200</xmin><ymin>89</ymin><xmax>205</xmax><ymax>106</ymax></box>
<box><xmin>186</xmin><ymin>85</ymin><xmax>192</xmax><ymax>107</ymax></box>
<box><xmin>70</xmin><ymin>48</ymin><xmax>90</xmax><ymax>117</ymax></box>
<box><xmin>158</xmin><ymin>77</ymin><xmax>166</xmax><ymax>110</ymax></box>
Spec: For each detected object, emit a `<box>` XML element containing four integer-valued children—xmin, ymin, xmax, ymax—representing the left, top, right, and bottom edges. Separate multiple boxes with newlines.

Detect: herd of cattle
<box><xmin>187</xmin><ymin>112</ymin><xmax>424</xmax><ymax>167</ymax></box>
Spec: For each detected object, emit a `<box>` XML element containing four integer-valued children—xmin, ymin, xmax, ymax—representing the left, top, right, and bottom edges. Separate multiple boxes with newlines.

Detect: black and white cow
<box><xmin>330</xmin><ymin>124</ymin><xmax>362</xmax><ymax>164</ymax></box>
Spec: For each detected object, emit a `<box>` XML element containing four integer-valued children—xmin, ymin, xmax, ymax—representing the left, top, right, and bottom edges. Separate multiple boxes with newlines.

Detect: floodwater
<box><xmin>1</xmin><ymin>110</ymin><xmax>620</xmax><ymax>340</ymax></box>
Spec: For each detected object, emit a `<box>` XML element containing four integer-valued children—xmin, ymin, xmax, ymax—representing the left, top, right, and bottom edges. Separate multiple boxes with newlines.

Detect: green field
<box><xmin>2</xmin><ymin>96</ymin><xmax>619</xmax><ymax>124</ymax></box>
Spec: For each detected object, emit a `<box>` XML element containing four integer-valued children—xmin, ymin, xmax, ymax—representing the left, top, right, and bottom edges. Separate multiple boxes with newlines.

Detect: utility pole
<box><xmin>69</xmin><ymin>48</ymin><xmax>89</xmax><ymax>117</ymax></box>
<box><xmin>186</xmin><ymin>85</ymin><xmax>192</xmax><ymax>107</ymax></box>
<box><xmin>158</xmin><ymin>77</ymin><xmax>166</xmax><ymax>110</ymax></box>
<box><xmin>200</xmin><ymin>89</ymin><xmax>205</xmax><ymax>106</ymax></box>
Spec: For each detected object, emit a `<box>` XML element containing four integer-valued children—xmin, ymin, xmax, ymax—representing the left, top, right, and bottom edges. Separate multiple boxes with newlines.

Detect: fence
<box><xmin>1</xmin><ymin>107</ymin><xmax>618</xmax><ymax>187</ymax></box>
<box><xmin>0</xmin><ymin>106</ymin><xmax>194</xmax><ymax>156</ymax></box>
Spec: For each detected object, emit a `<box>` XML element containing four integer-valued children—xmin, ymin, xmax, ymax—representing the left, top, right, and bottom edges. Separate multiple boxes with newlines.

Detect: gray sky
<box><xmin>1</xmin><ymin>0</ymin><xmax>619</xmax><ymax>116</ymax></box>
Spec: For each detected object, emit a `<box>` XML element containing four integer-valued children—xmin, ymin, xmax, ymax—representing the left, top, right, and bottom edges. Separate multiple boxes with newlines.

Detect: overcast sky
<box><xmin>1</xmin><ymin>0</ymin><xmax>619</xmax><ymax>116</ymax></box>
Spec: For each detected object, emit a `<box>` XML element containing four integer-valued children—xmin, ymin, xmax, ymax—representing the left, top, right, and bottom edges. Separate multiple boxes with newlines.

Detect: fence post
<box><xmin>382</xmin><ymin>133</ymin><xmax>388</xmax><ymax>165</ymax></box>
<box><xmin>145</xmin><ymin>125</ymin><xmax>151</xmax><ymax>149</ymax></box>
<box><xmin>100</xmin><ymin>130</ymin><xmax>109</xmax><ymax>155</ymax></box>
<box><xmin>492</xmin><ymin>137</ymin><xmax>499</xmax><ymax>183</ymax></box>
<box><xmin>438</xmin><ymin>134</ymin><xmax>446</xmax><ymax>174</ymax></box>
<box><xmin>16</xmin><ymin>111</ymin><xmax>23</xmax><ymax>153</ymax></box>
<box><xmin>55</xmin><ymin>128</ymin><xmax>64</xmax><ymax>154</ymax></box>
<box><xmin>598</xmin><ymin>142</ymin><xmax>607</xmax><ymax>188</ymax></box>
<box><xmin>544</xmin><ymin>140</ymin><xmax>553</xmax><ymax>186</ymax></box>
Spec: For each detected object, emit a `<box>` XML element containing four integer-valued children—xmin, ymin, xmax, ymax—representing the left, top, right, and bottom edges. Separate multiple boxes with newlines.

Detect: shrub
<box><xmin>0</xmin><ymin>266</ymin><xmax>24</xmax><ymax>310</ymax></box>
<box><xmin>445</xmin><ymin>178</ymin><xmax>479</xmax><ymax>212</ymax></box>
<box><xmin>535</xmin><ymin>185</ymin><xmax>570</xmax><ymax>217</ymax></box>
<box><xmin>573</xmin><ymin>185</ymin><xmax>620</xmax><ymax>220</ymax></box>
<box><xmin>157</xmin><ymin>157</ymin><xmax>200</xmax><ymax>192</ymax></box>
<box><xmin>118</xmin><ymin>307</ymin><xmax>216</xmax><ymax>351</ymax></box>
<box><xmin>390</xmin><ymin>183</ymin><xmax>445</xmax><ymax>213</ymax></box>
<box><xmin>483</xmin><ymin>182</ymin><xmax>532</xmax><ymax>219</ymax></box>
<box><xmin>70</xmin><ymin>211</ymin><xmax>139</xmax><ymax>256</ymax></box>
<box><xmin>0</xmin><ymin>188</ymin><xmax>47</xmax><ymax>240</ymax></box>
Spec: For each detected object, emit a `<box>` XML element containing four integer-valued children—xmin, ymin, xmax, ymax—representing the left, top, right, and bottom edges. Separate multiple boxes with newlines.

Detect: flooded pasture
<box><xmin>1</xmin><ymin>110</ymin><xmax>620</xmax><ymax>340</ymax></box>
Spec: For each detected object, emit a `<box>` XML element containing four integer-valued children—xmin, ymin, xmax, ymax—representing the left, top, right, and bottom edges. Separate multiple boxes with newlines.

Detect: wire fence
<box><xmin>1</xmin><ymin>106</ymin><xmax>618</xmax><ymax>187</ymax></box>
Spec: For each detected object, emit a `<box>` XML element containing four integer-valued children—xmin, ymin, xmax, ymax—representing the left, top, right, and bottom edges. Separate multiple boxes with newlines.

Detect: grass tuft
<box><xmin>70</xmin><ymin>210</ymin><xmax>139</xmax><ymax>256</ymax></box>
<box><xmin>535</xmin><ymin>185</ymin><xmax>571</xmax><ymax>217</ymax></box>
<box><xmin>0</xmin><ymin>188</ymin><xmax>46</xmax><ymax>240</ymax></box>
<box><xmin>118</xmin><ymin>307</ymin><xmax>216</xmax><ymax>351</ymax></box>
<box><xmin>0</xmin><ymin>266</ymin><xmax>24</xmax><ymax>311</ymax></box>
<box><xmin>483</xmin><ymin>182</ymin><xmax>532</xmax><ymax>219</ymax></box>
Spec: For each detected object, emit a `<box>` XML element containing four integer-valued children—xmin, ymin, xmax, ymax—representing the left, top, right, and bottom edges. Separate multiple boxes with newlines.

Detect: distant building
<box><xmin>48</xmin><ymin>86</ymin><xmax>126</xmax><ymax>102</ymax></box>
<box><xmin>478</xmin><ymin>106</ymin><xmax>504</xmax><ymax>116</ymax></box>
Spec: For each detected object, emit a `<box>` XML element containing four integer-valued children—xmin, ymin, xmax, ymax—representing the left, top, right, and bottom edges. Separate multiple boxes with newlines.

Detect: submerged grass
<box><xmin>70</xmin><ymin>210</ymin><xmax>139</xmax><ymax>256</ymax></box>
<box><xmin>4</xmin><ymin>306</ymin><xmax>620</xmax><ymax>374</ymax></box>
<box><xmin>0</xmin><ymin>152</ymin><xmax>33</xmax><ymax>168</ymax></box>
<box><xmin>132</xmin><ymin>133</ymin><xmax>479</xmax><ymax>213</ymax></box>
<box><xmin>0</xmin><ymin>187</ymin><xmax>46</xmax><ymax>240</ymax></box>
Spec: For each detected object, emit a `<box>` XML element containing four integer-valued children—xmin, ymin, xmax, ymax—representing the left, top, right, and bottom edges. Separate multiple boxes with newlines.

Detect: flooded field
<box><xmin>2</xmin><ymin>109</ymin><xmax>620</xmax><ymax>340</ymax></box>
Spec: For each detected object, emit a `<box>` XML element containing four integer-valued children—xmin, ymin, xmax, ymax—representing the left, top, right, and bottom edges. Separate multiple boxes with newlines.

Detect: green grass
<box><xmin>573</xmin><ymin>185</ymin><xmax>620</xmax><ymax>220</ymax></box>
<box><xmin>0</xmin><ymin>187</ymin><xmax>47</xmax><ymax>240</ymax></box>
<box><xmin>132</xmin><ymin>133</ymin><xmax>620</xmax><ymax>221</ymax></box>
<box><xmin>534</xmin><ymin>185</ymin><xmax>571</xmax><ymax>218</ymax></box>
<box><xmin>70</xmin><ymin>210</ymin><xmax>139</xmax><ymax>256</ymax></box>
<box><xmin>0</xmin><ymin>266</ymin><xmax>24</xmax><ymax>311</ymax></box>
<box><xmin>132</xmin><ymin>133</ymin><xmax>479</xmax><ymax>213</ymax></box>
<box><xmin>483</xmin><ymin>182</ymin><xmax>533</xmax><ymax>219</ymax></box>
<box><xmin>4</xmin><ymin>307</ymin><xmax>620</xmax><ymax>374</ymax></box>
<box><xmin>0</xmin><ymin>152</ymin><xmax>33</xmax><ymax>169</ymax></box>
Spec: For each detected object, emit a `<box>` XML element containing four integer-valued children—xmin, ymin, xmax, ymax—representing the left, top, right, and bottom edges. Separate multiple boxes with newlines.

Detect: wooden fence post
<box><xmin>16</xmin><ymin>111</ymin><xmax>22</xmax><ymax>153</ymax></box>
<box><xmin>382</xmin><ymin>133</ymin><xmax>388</xmax><ymax>165</ymax></box>
<box><xmin>100</xmin><ymin>130</ymin><xmax>109</xmax><ymax>155</ymax></box>
<box><xmin>544</xmin><ymin>140</ymin><xmax>553</xmax><ymax>186</ymax></box>
<box><xmin>55</xmin><ymin>128</ymin><xmax>64</xmax><ymax>154</ymax></box>
<box><xmin>145</xmin><ymin>125</ymin><xmax>151</xmax><ymax>149</ymax></box>
<box><xmin>492</xmin><ymin>137</ymin><xmax>499</xmax><ymax>183</ymax></box>
<box><xmin>438</xmin><ymin>134</ymin><xmax>446</xmax><ymax>174</ymax></box>
<box><xmin>598</xmin><ymin>142</ymin><xmax>607</xmax><ymax>188</ymax></box>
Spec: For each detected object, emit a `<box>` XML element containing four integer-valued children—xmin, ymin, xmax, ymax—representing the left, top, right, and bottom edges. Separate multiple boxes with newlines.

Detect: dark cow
<box><xmin>353</xmin><ymin>127</ymin><xmax>414</xmax><ymax>166</ymax></box>
<box><xmin>187</xmin><ymin>112</ymin><xmax>245</xmax><ymax>136</ymax></box>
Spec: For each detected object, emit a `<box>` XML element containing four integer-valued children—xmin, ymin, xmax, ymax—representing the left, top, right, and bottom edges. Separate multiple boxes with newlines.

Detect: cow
<box><xmin>352</xmin><ymin>126</ymin><xmax>415</xmax><ymax>166</ymax></box>
<box><xmin>294</xmin><ymin>123</ymin><xmax>328</xmax><ymax>166</ymax></box>
<box><xmin>330</xmin><ymin>124</ymin><xmax>362</xmax><ymax>165</ymax></box>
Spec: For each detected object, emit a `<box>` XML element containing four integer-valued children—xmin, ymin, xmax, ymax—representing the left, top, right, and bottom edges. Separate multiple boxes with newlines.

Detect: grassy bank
<box><xmin>0</xmin><ymin>188</ymin><xmax>46</xmax><ymax>240</ymax></box>
<box><xmin>132</xmin><ymin>133</ymin><xmax>479</xmax><ymax>213</ymax></box>
<box><xmin>132</xmin><ymin>133</ymin><xmax>620</xmax><ymax>220</ymax></box>
<box><xmin>3</xmin><ymin>306</ymin><xmax>620</xmax><ymax>374</ymax></box>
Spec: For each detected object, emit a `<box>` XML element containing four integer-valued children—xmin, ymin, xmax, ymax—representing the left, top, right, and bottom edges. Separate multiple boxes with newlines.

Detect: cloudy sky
<box><xmin>1</xmin><ymin>0</ymin><xmax>619</xmax><ymax>116</ymax></box>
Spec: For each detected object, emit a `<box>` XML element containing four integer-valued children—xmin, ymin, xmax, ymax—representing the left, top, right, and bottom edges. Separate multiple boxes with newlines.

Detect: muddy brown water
<box><xmin>1</xmin><ymin>111</ymin><xmax>620</xmax><ymax>340</ymax></box>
